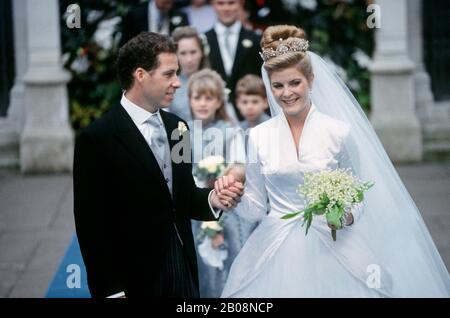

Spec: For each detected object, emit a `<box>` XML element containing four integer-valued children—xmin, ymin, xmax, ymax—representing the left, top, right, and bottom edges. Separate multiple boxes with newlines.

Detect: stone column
<box><xmin>0</xmin><ymin>0</ymin><xmax>27</xmax><ymax>167</ymax></box>
<box><xmin>370</xmin><ymin>0</ymin><xmax>422</xmax><ymax>162</ymax></box>
<box><xmin>20</xmin><ymin>0</ymin><xmax>74</xmax><ymax>173</ymax></box>
<box><xmin>409</xmin><ymin>0</ymin><xmax>450</xmax><ymax>160</ymax></box>
<box><xmin>9</xmin><ymin>0</ymin><xmax>28</xmax><ymax>134</ymax></box>
<box><xmin>408</xmin><ymin>0</ymin><xmax>434</xmax><ymax>121</ymax></box>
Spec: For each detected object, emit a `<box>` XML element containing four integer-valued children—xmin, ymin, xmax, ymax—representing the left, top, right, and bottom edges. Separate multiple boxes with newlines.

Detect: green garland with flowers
<box><xmin>59</xmin><ymin>0</ymin><xmax>141</xmax><ymax>131</ymax></box>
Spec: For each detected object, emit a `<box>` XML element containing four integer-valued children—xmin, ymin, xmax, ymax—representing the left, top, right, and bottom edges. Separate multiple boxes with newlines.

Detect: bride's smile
<box><xmin>269</xmin><ymin>66</ymin><xmax>312</xmax><ymax>118</ymax></box>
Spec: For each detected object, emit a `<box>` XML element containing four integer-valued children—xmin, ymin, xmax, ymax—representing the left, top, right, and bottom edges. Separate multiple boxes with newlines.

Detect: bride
<box><xmin>215</xmin><ymin>25</ymin><xmax>450</xmax><ymax>297</ymax></box>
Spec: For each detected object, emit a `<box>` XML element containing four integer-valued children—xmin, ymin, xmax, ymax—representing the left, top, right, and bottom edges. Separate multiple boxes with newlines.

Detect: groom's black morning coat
<box><xmin>73</xmin><ymin>105</ymin><xmax>216</xmax><ymax>298</ymax></box>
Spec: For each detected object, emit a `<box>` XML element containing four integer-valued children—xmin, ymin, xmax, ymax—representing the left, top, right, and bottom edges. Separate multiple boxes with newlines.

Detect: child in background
<box><xmin>187</xmin><ymin>69</ymin><xmax>256</xmax><ymax>298</ymax></box>
<box><xmin>169</xmin><ymin>26</ymin><xmax>209</xmax><ymax>122</ymax></box>
<box><xmin>235</xmin><ymin>74</ymin><xmax>270</xmax><ymax>131</ymax></box>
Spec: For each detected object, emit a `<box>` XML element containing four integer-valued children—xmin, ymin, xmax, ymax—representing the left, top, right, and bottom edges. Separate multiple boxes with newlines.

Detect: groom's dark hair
<box><xmin>116</xmin><ymin>32</ymin><xmax>177</xmax><ymax>90</ymax></box>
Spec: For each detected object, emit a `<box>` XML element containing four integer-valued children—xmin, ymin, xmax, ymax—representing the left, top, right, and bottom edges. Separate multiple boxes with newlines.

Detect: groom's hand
<box><xmin>212</xmin><ymin>175</ymin><xmax>244</xmax><ymax>210</ymax></box>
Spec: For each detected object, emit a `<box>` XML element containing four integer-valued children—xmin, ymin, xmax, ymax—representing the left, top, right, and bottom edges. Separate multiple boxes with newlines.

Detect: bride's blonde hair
<box><xmin>260</xmin><ymin>25</ymin><xmax>313</xmax><ymax>82</ymax></box>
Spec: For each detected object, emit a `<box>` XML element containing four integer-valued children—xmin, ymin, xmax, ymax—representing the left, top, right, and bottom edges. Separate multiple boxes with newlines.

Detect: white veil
<box><xmin>261</xmin><ymin>51</ymin><xmax>450</xmax><ymax>297</ymax></box>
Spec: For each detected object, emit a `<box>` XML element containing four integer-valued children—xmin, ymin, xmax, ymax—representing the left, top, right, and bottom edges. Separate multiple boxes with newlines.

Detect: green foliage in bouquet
<box><xmin>282</xmin><ymin>169</ymin><xmax>374</xmax><ymax>241</ymax></box>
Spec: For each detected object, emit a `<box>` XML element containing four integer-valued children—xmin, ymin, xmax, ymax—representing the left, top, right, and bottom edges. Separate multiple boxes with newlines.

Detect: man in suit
<box><xmin>120</xmin><ymin>0</ymin><xmax>189</xmax><ymax>46</ymax></box>
<box><xmin>205</xmin><ymin>0</ymin><xmax>263</xmax><ymax>120</ymax></box>
<box><xmin>73</xmin><ymin>32</ymin><xmax>243</xmax><ymax>298</ymax></box>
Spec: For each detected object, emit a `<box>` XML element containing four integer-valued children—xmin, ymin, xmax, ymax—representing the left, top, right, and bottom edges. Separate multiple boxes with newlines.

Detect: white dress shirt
<box><xmin>121</xmin><ymin>94</ymin><xmax>221</xmax><ymax>213</ymax></box>
<box><xmin>214</xmin><ymin>21</ymin><xmax>242</xmax><ymax>76</ymax></box>
<box><xmin>121</xmin><ymin>94</ymin><xmax>163</xmax><ymax>147</ymax></box>
<box><xmin>121</xmin><ymin>94</ymin><xmax>175</xmax><ymax>195</ymax></box>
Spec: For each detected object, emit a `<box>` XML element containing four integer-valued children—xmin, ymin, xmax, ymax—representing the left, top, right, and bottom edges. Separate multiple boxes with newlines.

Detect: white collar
<box><xmin>280</xmin><ymin>103</ymin><xmax>316</xmax><ymax>128</ymax></box>
<box><xmin>214</xmin><ymin>20</ymin><xmax>241</xmax><ymax>36</ymax></box>
<box><xmin>120</xmin><ymin>93</ymin><xmax>161</xmax><ymax>126</ymax></box>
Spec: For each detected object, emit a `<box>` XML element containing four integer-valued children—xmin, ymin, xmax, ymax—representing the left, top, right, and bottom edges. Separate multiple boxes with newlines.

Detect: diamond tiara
<box><xmin>259</xmin><ymin>38</ymin><xmax>309</xmax><ymax>62</ymax></box>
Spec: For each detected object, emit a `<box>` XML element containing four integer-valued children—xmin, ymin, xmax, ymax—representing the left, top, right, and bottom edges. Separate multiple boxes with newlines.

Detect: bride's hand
<box><xmin>327</xmin><ymin>212</ymin><xmax>354</xmax><ymax>230</ymax></box>
<box><xmin>214</xmin><ymin>175</ymin><xmax>244</xmax><ymax>209</ymax></box>
<box><xmin>344</xmin><ymin>212</ymin><xmax>354</xmax><ymax>226</ymax></box>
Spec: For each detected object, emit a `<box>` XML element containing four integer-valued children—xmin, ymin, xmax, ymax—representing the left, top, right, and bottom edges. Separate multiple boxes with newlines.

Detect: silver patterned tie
<box><xmin>224</xmin><ymin>28</ymin><xmax>235</xmax><ymax>62</ymax></box>
<box><xmin>146</xmin><ymin>114</ymin><xmax>166</xmax><ymax>170</ymax></box>
<box><xmin>157</xmin><ymin>12</ymin><xmax>167</xmax><ymax>32</ymax></box>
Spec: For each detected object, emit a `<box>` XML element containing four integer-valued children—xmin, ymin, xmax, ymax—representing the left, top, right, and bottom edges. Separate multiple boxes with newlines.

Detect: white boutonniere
<box><xmin>178</xmin><ymin>121</ymin><xmax>188</xmax><ymax>136</ymax></box>
<box><xmin>171</xmin><ymin>16</ymin><xmax>182</xmax><ymax>26</ymax></box>
<box><xmin>242</xmin><ymin>39</ymin><xmax>253</xmax><ymax>48</ymax></box>
<box><xmin>199</xmin><ymin>33</ymin><xmax>210</xmax><ymax>56</ymax></box>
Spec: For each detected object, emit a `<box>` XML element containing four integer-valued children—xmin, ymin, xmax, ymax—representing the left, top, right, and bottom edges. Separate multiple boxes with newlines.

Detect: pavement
<box><xmin>0</xmin><ymin>163</ymin><xmax>449</xmax><ymax>298</ymax></box>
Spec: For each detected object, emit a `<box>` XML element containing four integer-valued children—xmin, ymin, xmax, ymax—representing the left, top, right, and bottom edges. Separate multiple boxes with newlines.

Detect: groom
<box><xmin>73</xmin><ymin>32</ymin><xmax>243</xmax><ymax>298</ymax></box>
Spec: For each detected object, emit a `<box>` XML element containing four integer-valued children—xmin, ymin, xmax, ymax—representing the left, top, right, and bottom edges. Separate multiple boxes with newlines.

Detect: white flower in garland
<box><xmin>94</xmin><ymin>17</ymin><xmax>121</xmax><ymax>50</ymax></box>
<box><xmin>352</xmin><ymin>49</ymin><xmax>372</xmax><ymax>69</ymax></box>
<box><xmin>70</xmin><ymin>55</ymin><xmax>89</xmax><ymax>74</ymax></box>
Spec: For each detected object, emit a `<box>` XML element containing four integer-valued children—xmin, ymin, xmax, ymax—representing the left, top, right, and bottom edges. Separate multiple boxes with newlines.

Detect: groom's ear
<box><xmin>133</xmin><ymin>67</ymin><xmax>148</xmax><ymax>85</ymax></box>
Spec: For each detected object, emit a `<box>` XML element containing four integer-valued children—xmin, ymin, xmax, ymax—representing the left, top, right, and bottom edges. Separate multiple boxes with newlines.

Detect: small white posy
<box><xmin>178</xmin><ymin>121</ymin><xmax>188</xmax><ymax>136</ymax></box>
<box><xmin>201</xmin><ymin>221</ymin><xmax>223</xmax><ymax>232</ymax></box>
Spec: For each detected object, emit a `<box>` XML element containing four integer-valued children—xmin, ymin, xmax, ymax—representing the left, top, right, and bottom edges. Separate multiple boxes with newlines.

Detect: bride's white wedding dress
<box><xmin>222</xmin><ymin>105</ymin><xmax>386</xmax><ymax>297</ymax></box>
<box><xmin>221</xmin><ymin>51</ymin><xmax>450</xmax><ymax>298</ymax></box>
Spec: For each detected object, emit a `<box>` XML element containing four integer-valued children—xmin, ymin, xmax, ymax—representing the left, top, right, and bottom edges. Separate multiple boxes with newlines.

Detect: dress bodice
<box><xmin>239</xmin><ymin>104</ymin><xmax>351</xmax><ymax>219</ymax></box>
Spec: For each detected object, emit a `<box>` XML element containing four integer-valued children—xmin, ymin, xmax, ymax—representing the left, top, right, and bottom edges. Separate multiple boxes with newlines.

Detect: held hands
<box><xmin>210</xmin><ymin>164</ymin><xmax>246</xmax><ymax>211</ymax></box>
<box><xmin>210</xmin><ymin>174</ymin><xmax>244</xmax><ymax>210</ymax></box>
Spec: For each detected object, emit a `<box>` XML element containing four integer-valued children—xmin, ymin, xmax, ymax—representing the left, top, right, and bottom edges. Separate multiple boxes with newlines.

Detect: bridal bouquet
<box><xmin>193</xmin><ymin>155</ymin><xmax>226</xmax><ymax>182</ymax></box>
<box><xmin>282</xmin><ymin>169</ymin><xmax>374</xmax><ymax>241</ymax></box>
